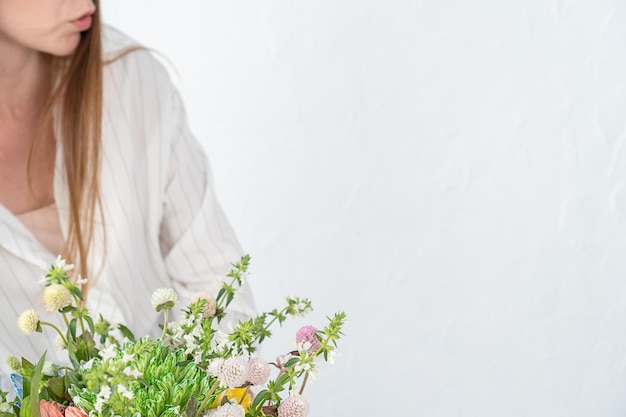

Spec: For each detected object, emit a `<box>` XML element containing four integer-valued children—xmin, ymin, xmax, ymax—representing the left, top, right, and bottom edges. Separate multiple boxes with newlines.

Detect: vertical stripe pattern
<box><xmin>0</xmin><ymin>26</ymin><xmax>256</xmax><ymax>381</ymax></box>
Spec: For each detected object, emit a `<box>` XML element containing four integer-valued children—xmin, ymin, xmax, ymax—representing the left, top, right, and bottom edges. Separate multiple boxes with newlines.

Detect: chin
<box><xmin>47</xmin><ymin>34</ymin><xmax>82</xmax><ymax>57</ymax></box>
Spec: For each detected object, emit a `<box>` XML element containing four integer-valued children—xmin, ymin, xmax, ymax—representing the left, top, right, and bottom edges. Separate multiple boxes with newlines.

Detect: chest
<box><xmin>0</xmin><ymin>123</ymin><xmax>56</xmax><ymax>214</ymax></box>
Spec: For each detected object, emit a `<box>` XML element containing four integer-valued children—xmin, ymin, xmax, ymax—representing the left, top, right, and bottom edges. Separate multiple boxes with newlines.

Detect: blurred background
<box><xmin>103</xmin><ymin>1</ymin><xmax>626</xmax><ymax>416</ymax></box>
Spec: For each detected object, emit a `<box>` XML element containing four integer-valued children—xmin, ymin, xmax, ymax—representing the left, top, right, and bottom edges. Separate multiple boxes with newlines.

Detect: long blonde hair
<box><xmin>33</xmin><ymin>0</ymin><xmax>104</xmax><ymax>285</ymax></box>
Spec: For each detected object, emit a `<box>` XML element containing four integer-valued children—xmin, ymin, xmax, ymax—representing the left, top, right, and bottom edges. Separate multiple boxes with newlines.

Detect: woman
<box><xmin>0</xmin><ymin>0</ymin><xmax>255</xmax><ymax>380</ymax></box>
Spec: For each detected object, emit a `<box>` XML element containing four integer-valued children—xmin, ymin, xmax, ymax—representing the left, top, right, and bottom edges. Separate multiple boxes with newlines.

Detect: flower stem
<box><xmin>61</xmin><ymin>312</ymin><xmax>70</xmax><ymax>328</ymax></box>
<box><xmin>161</xmin><ymin>309</ymin><xmax>169</xmax><ymax>340</ymax></box>
<box><xmin>298</xmin><ymin>372</ymin><xmax>309</xmax><ymax>395</ymax></box>
<box><xmin>41</xmin><ymin>321</ymin><xmax>68</xmax><ymax>346</ymax></box>
<box><xmin>239</xmin><ymin>387</ymin><xmax>250</xmax><ymax>405</ymax></box>
<box><xmin>195</xmin><ymin>380</ymin><xmax>220</xmax><ymax>417</ymax></box>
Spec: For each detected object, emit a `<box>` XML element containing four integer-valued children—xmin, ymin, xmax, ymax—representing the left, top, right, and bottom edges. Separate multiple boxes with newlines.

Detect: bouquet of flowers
<box><xmin>1</xmin><ymin>256</ymin><xmax>345</xmax><ymax>417</ymax></box>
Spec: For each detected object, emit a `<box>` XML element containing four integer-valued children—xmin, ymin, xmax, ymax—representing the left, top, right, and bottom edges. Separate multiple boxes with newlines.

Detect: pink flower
<box><xmin>277</xmin><ymin>394</ymin><xmax>309</xmax><ymax>417</ymax></box>
<box><xmin>247</xmin><ymin>357</ymin><xmax>270</xmax><ymax>385</ymax></box>
<box><xmin>40</xmin><ymin>401</ymin><xmax>64</xmax><ymax>417</ymax></box>
<box><xmin>190</xmin><ymin>292</ymin><xmax>217</xmax><ymax>318</ymax></box>
<box><xmin>65</xmin><ymin>407</ymin><xmax>88</xmax><ymax>417</ymax></box>
<box><xmin>295</xmin><ymin>325</ymin><xmax>320</xmax><ymax>354</ymax></box>
<box><xmin>217</xmin><ymin>356</ymin><xmax>249</xmax><ymax>388</ymax></box>
<box><xmin>40</xmin><ymin>400</ymin><xmax>88</xmax><ymax>417</ymax></box>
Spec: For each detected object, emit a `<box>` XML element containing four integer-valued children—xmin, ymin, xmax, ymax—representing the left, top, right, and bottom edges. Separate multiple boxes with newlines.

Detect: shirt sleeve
<box><xmin>157</xmin><ymin>76</ymin><xmax>256</xmax><ymax>325</ymax></box>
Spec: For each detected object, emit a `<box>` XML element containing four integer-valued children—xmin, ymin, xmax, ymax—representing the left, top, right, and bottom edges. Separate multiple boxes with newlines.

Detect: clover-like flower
<box><xmin>247</xmin><ymin>357</ymin><xmax>270</xmax><ymax>386</ymax></box>
<box><xmin>295</xmin><ymin>325</ymin><xmax>320</xmax><ymax>354</ymax></box>
<box><xmin>43</xmin><ymin>284</ymin><xmax>72</xmax><ymax>312</ymax></box>
<box><xmin>217</xmin><ymin>356</ymin><xmax>249</xmax><ymax>388</ymax></box>
<box><xmin>17</xmin><ymin>309</ymin><xmax>40</xmax><ymax>335</ymax></box>
<box><xmin>207</xmin><ymin>358</ymin><xmax>224</xmax><ymax>377</ymax></box>
<box><xmin>190</xmin><ymin>291</ymin><xmax>217</xmax><ymax>318</ymax></box>
<box><xmin>277</xmin><ymin>394</ymin><xmax>309</xmax><ymax>417</ymax></box>
<box><xmin>6</xmin><ymin>356</ymin><xmax>20</xmax><ymax>372</ymax></box>
<box><xmin>151</xmin><ymin>288</ymin><xmax>178</xmax><ymax>312</ymax></box>
<box><xmin>208</xmin><ymin>403</ymin><xmax>245</xmax><ymax>417</ymax></box>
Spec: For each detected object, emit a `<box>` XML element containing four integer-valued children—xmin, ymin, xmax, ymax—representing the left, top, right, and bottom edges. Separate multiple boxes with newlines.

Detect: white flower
<box><xmin>117</xmin><ymin>385</ymin><xmax>134</xmax><ymax>399</ymax></box>
<box><xmin>17</xmin><ymin>309</ymin><xmax>40</xmax><ymax>335</ymax></box>
<box><xmin>247</xmin><ymin>358</ymin><xmax>270</xmax><ymax>386</ymax></box>
<box><xmin>43</xmin><ymin>284</ymin><xmax>72</xmax><ymax>312</ymax></box>
<box><xmin>76</xmin><ymin>275</ymin><xmax>88</xmax><ymax>287</ymax></box>
<box><xmin>95</xmin><ymin>385</ymin><xmax>112</xmax><ymax>412</ymax></box>
<box><xmin>53</xmin><ymin>255</ymin><xmax>75</xmax><ymax>272</ymax></box>
<box><xmin>94</xmin><ymin>397</ymin><xmax>106</xmax><ymax>412</ymax></box>
<box><xmin>294</xmin><ymin>362</ymin><xmax>313</xmax><ymax>374</ymax></box>
<box><xmin>100</xmin><ymin>344</ymin><xmax>117</xmax><ymax>361</ymax></box>
<box><xmin>123</xmin><ymin>366</ymin><xmax>142</xmax><ymax>378</ymax></box>
<box><xmin>54</xmin><ymin>334</ymin><xmax>67</xmax><ymax>350</ymax></box>
<box><xmin>296</xmin><ymin>341</ymin><xmax>312</xmax><ymax>355</ymax></box>
<box><xmin>217</xmin><ymin>356</ymin><xmax>249</xmax><ymax>388</ymax></box>
<box><xmin>42</xmin><ymin>361</ymin><xmax>58</xmax><ymax>377</ymax></box>
<box><xmin>122</xmin><ymin>352</ymin><xmax>135</xmax><ymax>363</ymax></box>
<box><xmin>99</xmin><ymin>386</ymin><xmax>112</xmax><ymax>398</ymax></box>
<box><xmin>183</xmin><ymin>326</ymin><xmax>201</xmax><ymax>355</ymax></box>
<box><xmin>82</xmin><ymin>358</ymin><xmax>94</xmax><ymax>370</ymax></box>
<box><xmin>210</xmin><ymin>330</ymin><xmax>232</xmax><ymax>353</ymax></box>
<box><xmin>207</xmin><ymin>403</ymin><xmax>245</xmax><ymax>417</ymax></box>
<box><xmin>151</xmin><ymin>288</ymin><xmax>178</xmax><ymax>311</ymax></box>
<box><xmin>327</xmin><ymin>350</ymin><xmax>336</xmax><ymax>365</ymax></box>
<box><xmin>0</xmin><ymin>403</ymin><xmax>12</xmax><ymax>413</ymax></box>
<box><xmin>206</xmin><ymin>358</ymin><xmax>224</xmax><ymax>377</ymax></box>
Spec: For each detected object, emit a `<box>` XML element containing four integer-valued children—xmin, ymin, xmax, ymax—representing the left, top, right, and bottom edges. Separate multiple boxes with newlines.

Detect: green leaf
<box><xmin>284</xmin><ymin>358</ymin><xmax>299</xmax><ymax>368</ymax></box>
<box><xmin>118</xmin><ymin>323</ymin><xmax>136</xmax><ymax>343</ymax></box>
<box><xmin>251</xmin><ymin>390</ymin><xmax>268</xmax><ymax>410</ymax></box>
<box><xmin>30</xmin><ymin>352</ymin><xmax>47</xmax><ymax>417</ymax></box>
<box><xmin>84</xmin><ymin>316</ymin><xmax>95</xmax><ymax>334</ymax></box>
<box><xmin>48</xmin><ymin>377</ymin><xmax>66</xmax><ymax>399</ymax></box>
<box><xmin>274</xmin><ymin>373</ymin><xmax>290</xmax><ymax>390</ymax></box>
<box><xmin>20</xmin><ymin>395</ymin><xmax>31</xmax><ymax>417</ymax></box>
<box><xmin>69</xmin><ymin>319</ymin><xmax>77</xmax><ymax>339</ymax></box>
<box><xmin>70</xmin><ymin>286</ymin><xmax>84</xmax><ymax>301</ymax></box>
<box><xmin>65</xmin><ymin>370</ymin><xmax>80</xmax><ymax>386</ymax></box>
<box><xmin>58</xmin><ymin>306</ymin><xmax>76</xmax><ymax>314</ymax></box>
<box><xmin>66</xmin><ymin>338</ymin><xmax>80</xmax><ymax>370</ymax></box>
<box><xmin>156</xmin><ymin>301</ymin><xmax>175</xmax><ymax>312</ymax></box>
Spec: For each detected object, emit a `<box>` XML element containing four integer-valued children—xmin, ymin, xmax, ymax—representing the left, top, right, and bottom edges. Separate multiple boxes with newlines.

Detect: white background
<box><xmin>103</xmin><ymin>1</ymin><xmax>626</xmax><ymax>416</ymax></box>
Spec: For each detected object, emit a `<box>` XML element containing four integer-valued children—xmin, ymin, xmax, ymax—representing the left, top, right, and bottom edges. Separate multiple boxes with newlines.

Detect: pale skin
<box><xmin>0</xmin><ymin>0</ymin><xmax>95</xmax><ymax>214</ymax></box>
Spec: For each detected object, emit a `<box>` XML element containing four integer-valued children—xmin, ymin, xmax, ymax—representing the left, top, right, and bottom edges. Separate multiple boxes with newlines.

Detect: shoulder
<box><xmin>101</xmin><ymin>25</ymin><xmax>177</xmax><ymax>95</ymax></box>
<box><xmin>101</xmin><ymin>25</ymin><xmax>139</xmax><ymax>59</ymax></box>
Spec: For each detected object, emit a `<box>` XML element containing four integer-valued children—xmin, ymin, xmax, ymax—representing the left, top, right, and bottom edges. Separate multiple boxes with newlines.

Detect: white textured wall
<box><xmin>103</xmin><ymin>1</ymin><xmax>626</xmax><ymax>416</ymax></box>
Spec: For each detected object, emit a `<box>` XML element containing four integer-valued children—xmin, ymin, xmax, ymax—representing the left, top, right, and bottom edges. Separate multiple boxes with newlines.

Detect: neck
<box><xmin>0</xmin><ymin>39</ymin><xmax>46</xmax><ymax>121</ymax></box>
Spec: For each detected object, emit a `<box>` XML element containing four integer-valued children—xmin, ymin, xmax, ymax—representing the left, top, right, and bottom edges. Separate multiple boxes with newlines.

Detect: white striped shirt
<box><xmin>0</xmin><ymin>27</ymin><xmax>255</xmax><ymax>380</ymax></box>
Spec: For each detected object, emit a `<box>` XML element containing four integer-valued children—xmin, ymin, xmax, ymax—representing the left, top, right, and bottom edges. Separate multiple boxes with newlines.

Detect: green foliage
<box><xmin>6</xmin><ymin>255</ymin><xmax>347</xmax><ymax>417</ymax></box>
